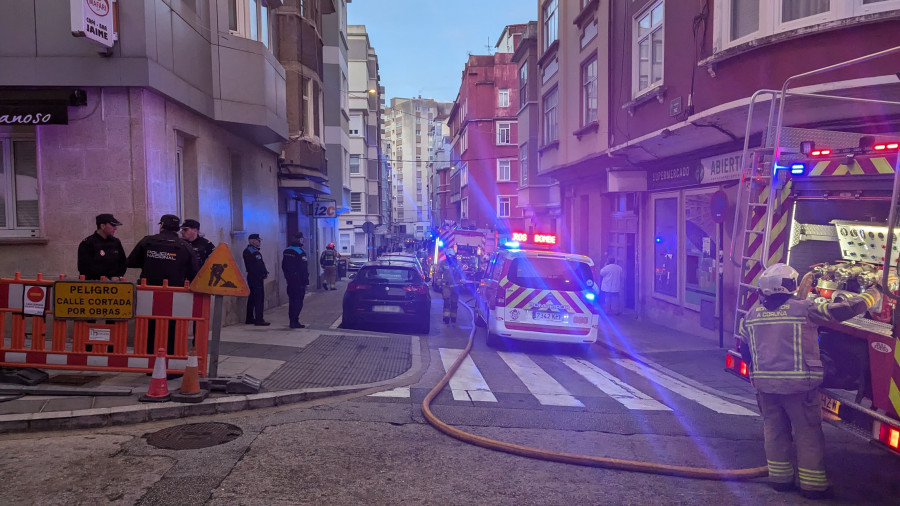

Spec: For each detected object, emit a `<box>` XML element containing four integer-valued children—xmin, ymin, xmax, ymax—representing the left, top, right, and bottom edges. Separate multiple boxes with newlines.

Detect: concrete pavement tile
<box><xmin>0</xmin><ymin>398</ymin><xmax>46</xmax><ymax>415</ymax></box>
<box><xmin>93</xmin><ymin>395</ymin><xmax>143</xmax><ymax>409</ymax></box>
<box><xmin>216</xmin><ymin>356</ymin><xmax>284</xmax><ymax>379</ymax></box>
<box><xmin>41</xmin><ymin>397</ymin><xmax>94</xmax><ymax>413</ymax></box>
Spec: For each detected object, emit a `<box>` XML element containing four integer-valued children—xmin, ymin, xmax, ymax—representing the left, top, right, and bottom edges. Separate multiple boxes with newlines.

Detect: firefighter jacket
<box><xmin>77</xmin><ymin>232</ymin><xmax>127</xmax><ymax>280</ymax></box>
<box><xmin>320</xmin><ymin>248</ymin><xmax>338</xmax><ymax>267</ymax></box>
<box><xmin>440</xmin><ymin>260</ymin><xmax>465</xmax><ymax>289</ymax></box>
<box><xmin>243</xmin><ymin>245</ymin><xmax>268</xmax><ymax>282</ymax></box>
<box><xmin>282</xmin><ymin>246</ymin><xmax>310</xmax><ymax>287</ymax></box>
<box><xmin>738</xmin><ymin>287</ymin><xmax>881</xmax><ymax>394</ymax></box>
<box><xmin>126</xmin><ymin>230</ymin><xmax>199</xmax><ymax>287</ymax></box>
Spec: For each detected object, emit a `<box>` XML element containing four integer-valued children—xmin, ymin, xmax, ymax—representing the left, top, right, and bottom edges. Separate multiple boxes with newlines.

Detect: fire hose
<box><xmin>420</xmin><ymin>301</ymin><xmax>769</xmax><ymax>481</ymax></box>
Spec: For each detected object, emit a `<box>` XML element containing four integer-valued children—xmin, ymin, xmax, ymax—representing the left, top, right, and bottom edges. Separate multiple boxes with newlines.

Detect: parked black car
<box><xmin>342</xmin><ymin>261</ymin><xmax>431</xmax><ymax>333</ymax></box>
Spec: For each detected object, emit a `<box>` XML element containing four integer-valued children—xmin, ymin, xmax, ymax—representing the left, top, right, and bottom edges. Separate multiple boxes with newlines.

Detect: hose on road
<box><xmin>420</xmin><ymin>301</ymin><xmax>769</xmax><ymax>481</ymax></box>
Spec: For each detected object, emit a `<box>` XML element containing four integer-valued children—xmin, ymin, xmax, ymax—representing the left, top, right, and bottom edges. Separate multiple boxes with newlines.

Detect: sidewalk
<box><xmin>0</xmin><ymin>282</ymin><xmax>752</xmax><ymax>433</ymax></box>
<box><xmin>0</xmin><ymin>277</ymin><xmax>424</xmax><ymax>433</ymax></box>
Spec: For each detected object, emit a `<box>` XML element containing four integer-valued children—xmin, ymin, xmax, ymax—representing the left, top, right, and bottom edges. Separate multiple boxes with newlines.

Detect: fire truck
<box><xmin>724</xmin><ymin>49</ymin><xmax>900</xmax><ymax>456</ymax></box>
<box><xmin>432</xmin><ymin>227</ymin><xmax>496</xmax><ymax>291</ymax></box>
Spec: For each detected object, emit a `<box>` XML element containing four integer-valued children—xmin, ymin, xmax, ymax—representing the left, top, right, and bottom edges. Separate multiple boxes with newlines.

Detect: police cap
<box><xmin>96</xmin><ymin>213</ymin><xmax>123</xmax><ymax>227</ymax></box>
<box><xmin>248</xmin><ymin>233</ymin><xmax>261</xmax><ymax>240</ymax></box>
<box><xmin>181</xmin><ymin>219</ymin><xmax>201</xmax><ymax>230</ymax></box>
<box><xmin>159</xmin><ymin>214</ymin><xmax>181</xmax><ymax>231</ymax></box>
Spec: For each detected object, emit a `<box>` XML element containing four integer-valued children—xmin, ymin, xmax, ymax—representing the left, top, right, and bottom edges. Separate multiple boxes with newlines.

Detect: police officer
<box><xmin>77</xmin><ymin>213</ymin><xmax>127</xmax><ymax>280</ymax></box>
<box><xmin>319</xmin><ymin>242</ymin><xmax>340</xmax><ymax>290</ymax></box>
<box><xmin>243</xmin><ymin>233</ymin><xmax>270</xmax><ymax>326</ymax></box>
<box><xmin>180</xmin><ymin>219</ymin><xmax>214</xmax><ymax>267</ymax></box>
<box><xmin>126</xmin><ymin>214</ymin><xmax>199</xmax><ymax>354</ymax></box>
<box><xmin>439</xmin><ymin>249</ymin><xmax>465</xmax><ymax>325</ymax></box>
<box><xmin>739</xmin><ymin>263</ymin><xmax>883</xmax><ymax>499</ymax></box>
<box><xmin>282</xmin><ymin>233</ymin><xmax>310</xmax><ymax>328</ymax></box>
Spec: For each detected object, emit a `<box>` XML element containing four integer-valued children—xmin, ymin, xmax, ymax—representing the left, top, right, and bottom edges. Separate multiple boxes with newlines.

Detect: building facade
<box><xmin>428</xmin><ymin>118</ymin><xmax>453</xmax><ymax>229</ymax></box>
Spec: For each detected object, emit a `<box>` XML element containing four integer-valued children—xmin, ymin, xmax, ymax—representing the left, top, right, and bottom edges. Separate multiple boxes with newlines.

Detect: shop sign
<box><xmin>649</xmin><ymin>162</ymin><xmax>701</xmax><ymax>190</ymax></box>
<box><xmin>0</xmin><ymin>103</ymin><xmax>69</xmax><ymax>125</ymax></box>
<box><xmin>312</xmin><ymin>200</ymin><xmax>337</xmax><ymax>218</ymax></box>
<box><xmin>70</xmin><ymin>0</ymin><xmax>117</xmax><ymax>48</ymax></box>
<box><xmin>700</xmin><ymin>151</ymin><xmax>743</xmax><ymax>184</ymax></box>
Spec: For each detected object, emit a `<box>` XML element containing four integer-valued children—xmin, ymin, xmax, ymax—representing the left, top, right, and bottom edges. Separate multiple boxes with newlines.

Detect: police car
<box><xmin>474</xmin><ymin>233</ymin><xmax>600</xmax><ymax>347</ymax></box>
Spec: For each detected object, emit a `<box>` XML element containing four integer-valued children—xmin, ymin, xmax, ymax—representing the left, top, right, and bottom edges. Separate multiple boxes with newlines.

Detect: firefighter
<box><xmin>439</xmin><ymin>248</ymin><xmax>465</xmax><ymax>325</ymax></box>
<box><xmin>738</xmin><ymin>263</ymin><xmax>883</xmax><ymax>499</ymax></box>
<box><xmin>320</xmin><ymin>242</ymin><xmax>340</xmax><ymax>290</ymax></box>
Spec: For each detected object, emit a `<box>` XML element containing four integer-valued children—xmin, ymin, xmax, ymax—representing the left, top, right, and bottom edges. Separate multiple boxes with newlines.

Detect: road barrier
<box><xmin>0</xmin><ymin>273</ymin><xmax>210</xmax><ymax>375</ymax></box>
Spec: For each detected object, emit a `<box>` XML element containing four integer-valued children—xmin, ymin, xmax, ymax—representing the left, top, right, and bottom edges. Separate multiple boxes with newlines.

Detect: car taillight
<box><xmin>347</xmin><ymin>283</ymin><xmax>370</xmax><ymax>292</ymax></box>
<box><xmin>725</xmin><ymin>354</ymin><xmax>734</xmax><ymax>369</ymax></box>
<box><xmin>739</xmin><ymin>361</ymin><xmax>749</xmax><ymax>377</ymax></box>
<box><xmin>879</xmin><ymin>423</ymin><xmax>900</xmax><ymax>450</ymax></box>
<box><xmin>403</xmin><ymin>285</ymin><xmax>427</xmax><ymax>295</ymax></box>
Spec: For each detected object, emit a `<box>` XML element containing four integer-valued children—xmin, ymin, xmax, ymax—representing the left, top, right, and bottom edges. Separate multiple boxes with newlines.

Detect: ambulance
<box><xmin>474</xmin><ymin>232</ymin><xmax>600</xmax><ymax>347</ymax></box>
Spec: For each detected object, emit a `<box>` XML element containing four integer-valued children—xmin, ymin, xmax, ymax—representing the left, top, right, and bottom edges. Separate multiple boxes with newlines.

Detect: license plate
<box><xmin>532</xmin><ymin>311</ymin><xmax>566</xmax><ymax>321</ymax></box>
<box><xmin>820</xmin><ymin>393</ymin><xmax>840</xmax><ymax>416</ymax></box>
<box><xmin>373</xmin><ymin>305</ymin><xmax>402</xmax><ymax>313</ymax></box>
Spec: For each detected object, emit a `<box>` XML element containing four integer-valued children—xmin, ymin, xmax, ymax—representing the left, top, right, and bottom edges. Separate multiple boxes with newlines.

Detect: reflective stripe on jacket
<box><xmin>738</xmin><ymin>288</ymin><xmax>879</xmax><ymax>394</ymax></box>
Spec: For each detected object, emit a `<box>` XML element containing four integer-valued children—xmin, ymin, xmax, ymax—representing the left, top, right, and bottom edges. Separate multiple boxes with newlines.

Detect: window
<box><xmin>519</xmin><ymin>144</ymin><xmax>528</xmax><ymax>186</ymax></box>
<box><xmin>350</xmin><ymin>155</ymin><xmax>360</xmax><ymax>174</ymax></box>
<box><xmin>351</xmin><ymin>192</ymin><xmax>362</xmax><ymax>212</ymax></box>
<box><xmin>460</xmin><ymin>163</ymin><xmax>468</xmax><ymax>186</ymax></box>
<box><xmin>543</xmin><ymin>0</ymin><xmax>558</xmax><ymax>50</ymax></box>
<box><xmin>635</xmin><ymin>1</ymin><xmax>664</xmax><ymax>95</ymax></box>
<box><xmin>227</xmin><ymin>0</ymin><xmax>271</xmax><ymax>47</ymax></box>
<box><xmin>0</xmin><ymin>132</ymin><xmax>39</xmax><ymax>235</ymax></box>
<box><xmin>582</xmin><ymin>57</ymin><xmax>598</xmax><ymax>125</ymax></box>
<box><xmin>498</xmin><ymin>89</ymin><xmax>510</xmax><ymax>108</ymax></box>
<box><xmin>497</xmin><ymin>122</ymin><xmax>512</xmax><ymax>145</ymax></box>
<box><xmin>653</xmin><ymin>194</ymin><xmax>678</xmax><ymax>299</ymax></box>
<box><xmin>498</xmin><ymin>196</ymin><xmax>511</xmax><ymax>218</ymax></box>
<box><xmin>543</xmin><ymin>87</ymin><xmax>558</xmax><ymax>144</ymax></box>
<box><xmin>519</xmin><ymin>62</ymin><xmax>528</xmax><ymax>108</ymax></box>
<box><xmin>461</xmin><ymin>197</ymin><xmax>469</xmax><ymax>219</ymax></box>
<box><xmin>497</xmin><ymin>159</ymin><xmax>511</xmax><ymax>181</ymax></box>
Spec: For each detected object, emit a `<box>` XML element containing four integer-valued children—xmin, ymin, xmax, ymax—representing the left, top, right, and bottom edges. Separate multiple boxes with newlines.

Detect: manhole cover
<box><xmin>146</xmin><ymin>422</ymin><xmax>243</xmax><ymax>450</ymax></box>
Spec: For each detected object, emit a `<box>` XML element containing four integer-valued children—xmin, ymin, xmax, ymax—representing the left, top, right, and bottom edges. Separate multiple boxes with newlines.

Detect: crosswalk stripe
<box><xmin>368</xmin><ymin>386</ymin><xmax>410</xmax><ymax>398</ymax></box>
<box><xmin>439</xmin><ymin>348</ymin><xmax>498</xmax><ymax>402</ymax></box>
<box><xmin>612</xmin><ymin>358</ymin><xmax>757</xmax><ymax>416</ymax></box>
<box><xmin>557</xmin><ymin>356</ymin><xmax>670</xmax><ymax>411</ymax></box>
<box><xmin>497</xmin><ymin>352</ymin><xmax>584</xmax><ymax>407</ymax></box>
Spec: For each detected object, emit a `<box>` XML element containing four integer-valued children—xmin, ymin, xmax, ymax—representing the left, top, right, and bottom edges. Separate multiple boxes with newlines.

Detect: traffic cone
<box><xmin>139</xmin><ymin>348</ymin><xmax>171</xmax><ymax>402</ymax></box>
<box><xmin>172</xmin><ymin>348</ymin><xmax>208</xmax><ymax>403</ymax></box>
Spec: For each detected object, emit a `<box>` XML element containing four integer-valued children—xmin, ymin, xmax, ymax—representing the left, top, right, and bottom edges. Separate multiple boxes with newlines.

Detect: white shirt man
<box><xmin>598</xmin><ymin>259</ymin><xmax>625</xmax><ymax>315</ymax></box>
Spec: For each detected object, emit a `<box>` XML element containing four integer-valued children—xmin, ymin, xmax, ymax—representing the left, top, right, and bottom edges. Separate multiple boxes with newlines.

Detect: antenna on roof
<box><xmin>485</xmin><ymin>37</ymin><xmax>493</xmax><ymax>55</ymax></box>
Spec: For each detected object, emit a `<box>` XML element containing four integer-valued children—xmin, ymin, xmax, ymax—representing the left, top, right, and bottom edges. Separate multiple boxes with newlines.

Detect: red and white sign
<box><xmin>70</xmin><ymin>0</ymin><xmax>117</xmax><ymax>48</ymax></box>
<box><xmin>22</xmin><ymin>285</ymin><xmax>48</xmax><ymax>316</ymax></box>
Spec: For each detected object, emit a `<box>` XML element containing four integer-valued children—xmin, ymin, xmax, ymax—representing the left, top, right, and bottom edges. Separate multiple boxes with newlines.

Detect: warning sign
<box><xmin>23</xmin><ymin>285</ymin><xmax>48</xmax><ymax>316</ymax></box>
<box><xmin>53</xmin><ymin>281</ymin><xmax>134</xmax><ymax>319</ymax></box>
<box><xmin>190</xmin><ymin>243</ymin><xmax>250</xmax><ymax>296</ymax></box>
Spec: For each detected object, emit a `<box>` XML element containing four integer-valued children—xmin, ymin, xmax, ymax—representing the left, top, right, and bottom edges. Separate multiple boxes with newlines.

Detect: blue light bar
<box><xmin>585</xmin><ymin>292</ymin><xmax>596</xmax><ymax>301</ymax></box>
<box><xmin>503</xmin><ymin>241</ymin><xmax>521</xmax><ymax>249</ymax></box>
<box><xmin>437</xmin><ymin>239</ymin><xmax>444</xmax><ymax>247</ymax></box>
<box><xmin>790</xmin><ymin>163</ymin><xmax>805</xmax><ymax>175</ymax></box>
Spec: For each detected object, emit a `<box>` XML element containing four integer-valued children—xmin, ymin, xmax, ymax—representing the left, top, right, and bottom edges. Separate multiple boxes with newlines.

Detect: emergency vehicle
<box><xmin>725</xmin><ymin>50</ymin><xmax>900</xmax><ymax>456</ymax></box>
<box><xmin>474</xmin><ymin>232</ymin><xmax>600</xmax><ymax>347</ymax></box>
<box><xmin>432</xmin><ymin>227</ymin><xmax>496</xmax><ymax>291</ymax></box>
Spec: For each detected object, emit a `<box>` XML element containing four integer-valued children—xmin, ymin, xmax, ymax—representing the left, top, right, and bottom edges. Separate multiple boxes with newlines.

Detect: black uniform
<box><xmin>77</xmin><ymin>232</ymin><xmax>127</xmax><ymax>280</ymax></box>
<box><xmin>243</xmin><ymin>245</ymin><xmax>269</xmax><ymax>324</ymax></box>
<box><xmin>187</xmin><ymin>236</ymin><xmax>215</xmax><ymax>267</ymax></box>
<box><xmin>282</xmin><ymin>245</ymin><xmax>310</xmax><ymax>327</ymax></box>
<box><xmin>126</xmin><ymin>230</ymin><xmax>199</xmax><ymax>353</ymax></box>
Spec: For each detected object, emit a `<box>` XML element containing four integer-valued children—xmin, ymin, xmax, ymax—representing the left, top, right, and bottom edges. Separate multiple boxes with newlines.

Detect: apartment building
<box><xmin>342</xmin><ymin>25</ymin><xmax>384</xmax><ymax>256</ymax></box>
<box><xmin>428</xmin><ymin>118</ymin><xmax>453</xmax><ymax>229</ymax></box>
<box><xmin>383</xmin><ymin>97</ymin><xmax>451</xmax><ymax>245</ymax></box>
<box><xmin>448</xmin><ymin>24</ymin><xmax>528</xmax><ymax>238</ymax></box>
<box><xmin>0</xmin><ymin>0</ymin><xmax>306</xmax><ymax>323</ymax></box>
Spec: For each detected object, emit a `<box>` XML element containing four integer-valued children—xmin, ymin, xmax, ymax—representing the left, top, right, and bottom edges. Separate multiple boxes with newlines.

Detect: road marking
<box><xmin>498</xmin><ymin>352</ymin><xmax>583</xmax><ymax>407</ymax></box>
<box><xmin>330</xmin><ymin>315</ymin><xmax>342</xmax><ymax>329</ymax></box>
<box><xmin>613</xmin><ymin>358</ymin><xmax>757</xmax><ymax>416</ymax></box>
<box><xmin>557</xmin><ymin>356</ymin><xmax>669</xmax><ymax>411</ymax></box>
<box><xmin>368</xmin><ymin>386</ymin><xmax>410</xmax><ymax>398</ymax></box>
<box><xmin>439</xmin><ymin>348</ymin><xmax>497</xmax><ymax>402</ymax></box>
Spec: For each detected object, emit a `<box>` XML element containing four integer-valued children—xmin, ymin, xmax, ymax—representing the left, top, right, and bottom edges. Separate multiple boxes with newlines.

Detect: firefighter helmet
<box><xmin>758</xmin><ymin>263</ymin><xmax>799</xmax><ymax>296</ymax></box>
<box><xmin>327</xmin><ymin>242</ymin><xmax>335</xmax><ymax>249</ymax></box>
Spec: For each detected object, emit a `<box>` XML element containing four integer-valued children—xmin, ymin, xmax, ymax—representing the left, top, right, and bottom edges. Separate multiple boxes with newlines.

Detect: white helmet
<box><xmin>758</xmin><ymin>263</ymin><xmax>799</xmax><ymax>296</ymax></box>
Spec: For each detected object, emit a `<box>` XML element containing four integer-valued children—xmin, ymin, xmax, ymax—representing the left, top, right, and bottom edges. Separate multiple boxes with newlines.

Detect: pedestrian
<box><xmin>282</xmin><ymin>233</ymin><xmax>310</xmax><ymax>329</ymax></box>
<box><xmin>243</xmin><ymin>233</ymin><xmax>270</xmax><ymax>326</ymax></box>
<box><xmin>180</xmin><ymin>219</ymin><xmax>215</xmax><ymax>267</ymax></box>
<box><xmin>320</xmin><ymin>242</ymin><xmax>341</xmax><ymax>290</ymax></box>
<box><xmin>439</xmin><ymin>249</ymin><xmax>465</xmax><ymax>326</ymax></box>
<box><xmin>598</xmin><ymin>258</ymin><xmax>624</xmax><ymax>315</ymax></box>
<box><xmin>77</xmin><ymin>213</ymin><xmax>127</xmax><ymax>280</ymax></box>
<box><xmin>126</xmin><ymin>214</ymin><xmax>200</xmax><ymax>354</ymax></box>
<box><xmin>739</xmin><ymin>263</ymin><xmax>883</xmax><ymax>499</ymax></box>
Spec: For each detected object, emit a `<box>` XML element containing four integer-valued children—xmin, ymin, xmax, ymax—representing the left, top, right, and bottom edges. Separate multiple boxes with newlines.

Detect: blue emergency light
<box><xmin>584</xmin><ymin>292</ymin><xmax>596</xmax><ymax>302</ymax></box>
<box><xmin>503</xmin><ymin>241</ymin><xmax>521</xmax><ymax>249</ymax></box>
<box><xmin>437</xmin><ymin>239</ymin><xmax>444</xmax><ymax>247</ymax></box>
<box><xmin>790</xmin><ymin>163</ymin><xmax>805</xmax><ymax>175</ymax></box>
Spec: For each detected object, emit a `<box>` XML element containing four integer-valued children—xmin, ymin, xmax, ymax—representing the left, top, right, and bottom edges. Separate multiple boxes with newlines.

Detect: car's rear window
<box><xmin>508</xmin><ymin>257</ymin><xmax>593</xmax><ymax>291</ymax></box>
<box><xmin>358</xmin><ymin>267</ymin><xmax>421</xmax><ymax>283</ymax></box>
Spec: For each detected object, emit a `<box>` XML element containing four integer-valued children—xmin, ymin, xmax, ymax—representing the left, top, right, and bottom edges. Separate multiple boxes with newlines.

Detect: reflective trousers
<box><xmin>757</xmin><ymin>389</ymin><xmax>829</xmax><ymax>492</ymax></box>
<box><xmin>323</xmin><ymin>265</ymin><xmax>337</xmax><ymax>287</ymax></box>
<box><xmin>442</xmin><ymin>286</ymin><xmax>459</xmax><ymax>320</ymax></box>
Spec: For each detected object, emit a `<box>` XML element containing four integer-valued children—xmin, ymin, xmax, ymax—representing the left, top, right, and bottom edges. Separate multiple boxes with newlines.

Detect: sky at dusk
<box><xmin>348</xmin><ymin>0</ymin><xmax>536</xmax><ymax>104</ymax></box>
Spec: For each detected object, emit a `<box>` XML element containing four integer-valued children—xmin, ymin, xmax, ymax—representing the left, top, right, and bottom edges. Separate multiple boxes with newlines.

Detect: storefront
<box><xmin>642</xmin><ymin>150</ymin><xmax>743</xmax><ymax>338</ymax></box>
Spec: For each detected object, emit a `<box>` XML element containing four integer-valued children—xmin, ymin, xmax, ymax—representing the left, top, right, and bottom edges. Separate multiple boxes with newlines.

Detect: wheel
<box><xmin>486</xmin><ymin>332</ymin><xmax>502</xmax><ymax>349</ymax></box>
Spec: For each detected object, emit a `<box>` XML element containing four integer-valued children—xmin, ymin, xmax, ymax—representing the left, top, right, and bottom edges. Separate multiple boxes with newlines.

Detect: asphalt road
<box><xmin>1</xmin><ymin>295</ymin><xmax>899</xmax><ymax>504</ymax></box>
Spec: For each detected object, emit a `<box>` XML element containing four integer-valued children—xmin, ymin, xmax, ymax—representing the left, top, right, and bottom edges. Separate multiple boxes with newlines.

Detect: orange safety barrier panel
<box><xmin>0</xmin><ymin>273</ymin><xmax>211</xmax><ymax>376</ymax></box>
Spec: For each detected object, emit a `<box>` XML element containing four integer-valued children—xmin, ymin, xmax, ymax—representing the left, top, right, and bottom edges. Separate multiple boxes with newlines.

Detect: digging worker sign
<box><xmin>53</xmin><ymin>281</ymin><xmax>134</xmax><ymax>319</ymax></box>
